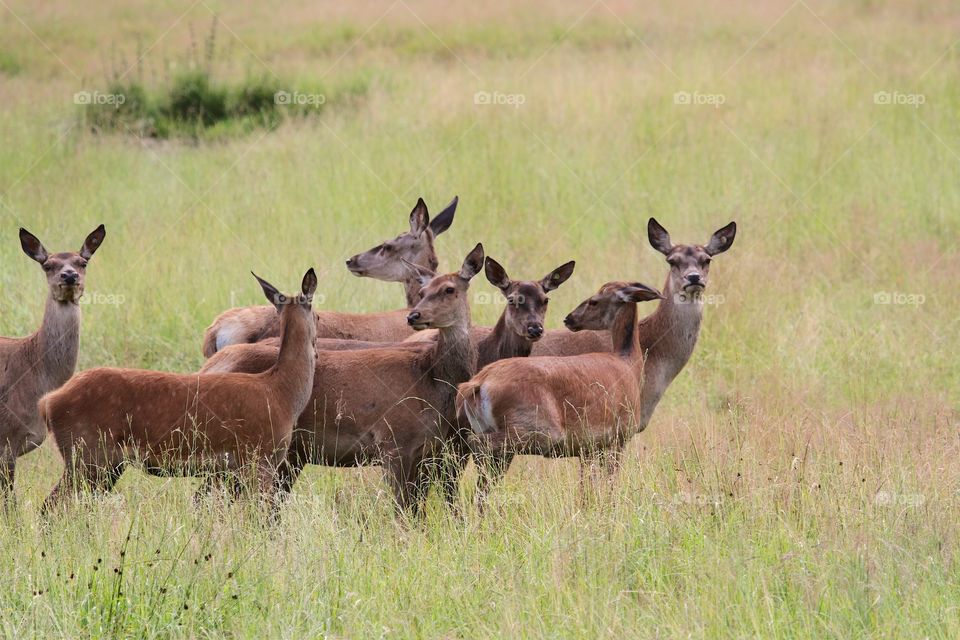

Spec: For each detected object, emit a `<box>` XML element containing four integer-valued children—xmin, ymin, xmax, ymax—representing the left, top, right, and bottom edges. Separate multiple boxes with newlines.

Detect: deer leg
<box><xmin>192</xmin><ymin>473</ymin><xmax>242</xmax><ymax>509</ymax></box>
<box><xmin>93</xmin><ymin>462</ymin><xmax>124</xmax><ymax>494</ymax></box>
<box><xmin>383</xmin><ymin>452</ymin><xmax>421</xmax><ymax>516</ymax></box>
<box><xmin>275</xmin><ymin>456</ymin><xmax>304</xmax><ymax>499</ymax></box>
<box><xmin>436</xmin><ymin>443</ymin><xmax>469</xmax><ymax>515</ymax></box>
<box><xmin>42</xmin><ymin>461</ymin><xmax>81</xmax><ymax>516</ymax></box>
<box><xmin>475</xmin><ymin>451</ymin><xmax>513</xmax><ymax>512</ymax></box>
<box><xmin>580</xmin><ymin>446</ymin><xmax>623</xmax><ymax>507</ymax></box>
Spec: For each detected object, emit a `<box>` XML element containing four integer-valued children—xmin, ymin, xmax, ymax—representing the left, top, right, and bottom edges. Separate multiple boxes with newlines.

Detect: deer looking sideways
<box><xmin>202</xmin><ymin>253</ymin><xmax>576</xmax><ymax>509</ymax></box>
<box><xmin>200</xmin><ymin>245</ymin><xmax>486</xmax><ymax>514</ymax></box>
<box><xmin>0</xmin><ymin>225</ymin><xmax>106</xmax><ymax>503</ymax></box>
<box><xmin>40</xmin><ymin>270</ymin><xmax>318</xmax><ymax>512</ymax></box>
<box><xmin>200</xmin><ymin>196</ymin><xmax>457</xmax><ymax>357</ymax></box>
<box><xmin>458</xmin><ymin>218</ymin><xmax>736</xmax><ymax>491</ymax></box>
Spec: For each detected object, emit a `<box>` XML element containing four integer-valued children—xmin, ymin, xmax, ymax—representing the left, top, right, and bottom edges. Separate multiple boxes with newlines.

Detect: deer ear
<box><xmin>409</xmin><ymin>197</ymin><xmax>429</xmax><ymax>237</ymax></box>
<box><xmin>459</xmin><ymin>243</ymin><xmax>484</xmax><ymax>281</ymax></box>
<box><xmin>705</xmin><ymin>221</ymin><xmax>736</xmax><ymax>255</ymax></box>
<box><xmin>617</xmin><ymin>282</ymin><xmax>663</xmax><ymax>303</ymax></box>
<box><xmin>79</xmin><ymin>224</ymin><xmax>106</xmax><ymax>260</ymax></box>
<box><xmin>484</xmin><ymin>257</ymin><xmax>511</xmax><ymax>292</ymax></box>
<box><xmin>301</xmin><ymin>268</ymin><xmax>318</xmax><ymax>306</ymax></box>
<box><xmin>429</xmin><ymin>195</ymin><xmax>457</xmax><ymax>236</ymax></box>
<box><xmin>541</xmin><ymin>260</ymin><xmax>575</xmax><ymax>292</ymax></box>
<box><xmin>252</xmin><ymin>272</ymin><xmax>287</xmax><ymax>313</ymax></box>
<box><xmin>647</xmin><ymin>218</ymin><xmax>673</xmax><ymax>256</ymax></box>
<box><xmin>19</xmin><ymin>228</ymin><xmax>48</xmax><ymax>264</ymax></box>
<box><xmin>402</xmin><ymin>258</ymin><xmax>435</xmax><ymax>286</ymax></box>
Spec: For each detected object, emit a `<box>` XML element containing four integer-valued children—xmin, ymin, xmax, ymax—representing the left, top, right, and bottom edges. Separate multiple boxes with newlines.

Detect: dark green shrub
<box><xmin>166</xmin><ymin>71</ymin><xmax>227</xmax><ymax>127</ymax></box>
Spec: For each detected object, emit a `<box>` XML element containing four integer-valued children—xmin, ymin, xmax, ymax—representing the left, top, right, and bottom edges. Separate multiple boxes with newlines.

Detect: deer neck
<box><xmin>402</xmin><ymin>278</ymin><xmax>423</xmax><ymax>307</ymax></box>
<box><xmin>639</xmin><ymin>275</ymin><xmax>703</xmax><ymax>379</ymax></box>
<box><xmin>478</xmin><ymin>312</ymin><xmax>532</xmax><ymax>368</ymax></box>
<box><xmin>273</xmin><ymin>309</ymin><xmax>316</xmax><ymax>401</ymax></box>
<box><xmin>611</xmin><ymin>300</ymin><xmax>642</xmax><ymax>365</ymax></box>
<box><xmin>432</xmin><ymin>317</ymin><xmax>477</xmax><ymax>391</ymax></box>
<box><xmin>32</xmin><ymin>296</ymin><xmax>82</xmax><ymax>389</ymax></box>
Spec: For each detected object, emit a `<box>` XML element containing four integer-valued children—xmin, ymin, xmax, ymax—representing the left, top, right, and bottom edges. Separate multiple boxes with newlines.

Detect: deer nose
<box><xmin>527</xmin><ymin>324</ymin><xmax>544</xmax><ymax>339</ymax></box>
<box><xmin>563</xmin><ymin>314</ymin><xmax>574</xmax><ymax>327</ymax></box>
<box><xmin>345</xmin><ymin>256</ymin><xmax>357</xmax><ymax>268</ymax></box>
<box><xmin>687</xmin><ymin>273</ymin><xmax>701</xmax><ymax>284</ymax></box>
<box><xmin>406</xmin><ymin>311</ymin><xmax>421</xmax><ymax>325</ymax></box>
<box><xmin>61</xmin><ymin>272</ymin><xmax>78</xmax><ymax>285</ymax></box>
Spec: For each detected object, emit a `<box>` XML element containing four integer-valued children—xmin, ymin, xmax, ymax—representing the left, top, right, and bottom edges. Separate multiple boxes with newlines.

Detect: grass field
<box><xmin>1</xmin><ymin>0</ymin><xmax>959</xmax><ymax>636</ymax></box>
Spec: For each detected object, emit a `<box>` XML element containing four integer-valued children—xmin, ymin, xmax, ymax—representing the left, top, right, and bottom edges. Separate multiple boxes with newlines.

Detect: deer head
<box><xmin>484</xmin><ymin>257</ymin><xmax>575</xmax><ymax>341</ymax></box>
<box><xmin>345</xmin><ymin>196</ymin><xmax>458</xmax><ymax>282</ymax></box>
<box><xmin>405</xmin><ymin>243</ymin><xmax>484</xmax><ymax>330</ymax></box>
<box><xmin>253</xmin><ymin>268</ymin><xmax>317</xmax><ymax>318</ymax></box>
<box><xmin>20</xmin><ymin>225</ymin><xmax>106</xmax><ymax>304</ymax></box>
<box><xmin>647</xmin><ymin>218</ymin><xmax>736</xmax><ymax>301</ymax></box>
<box><xmin>563</xmin><ymin>281</ymin><xmax>663</xmax><ymax>331</ymax></box>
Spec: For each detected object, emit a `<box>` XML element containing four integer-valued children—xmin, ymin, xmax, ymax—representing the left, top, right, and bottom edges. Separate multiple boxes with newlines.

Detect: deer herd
<box><xmin>0</xmin><ymin>196</ymin><xmax>736</xmax><ymax>517</ymax></box>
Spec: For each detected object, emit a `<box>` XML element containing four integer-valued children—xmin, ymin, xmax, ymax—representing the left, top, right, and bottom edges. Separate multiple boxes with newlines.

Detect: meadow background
<box><xmin>1</xmin><ymin>0</ymin><xmax>959</xmax><ymax>637</ymax></box>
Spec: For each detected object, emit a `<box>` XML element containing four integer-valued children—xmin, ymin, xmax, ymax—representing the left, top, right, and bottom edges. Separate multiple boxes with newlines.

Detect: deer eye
<box><xmin>43</xmin><ymin>264</ymin><xmax>53</xmax><ymax>272</ymax></box>
<box><xmin>445</xmin><ymin>287</ymin><xmax>455</xmax><ymax>295</ymax></box>
<box><xmin>79</xmin><ymin>261</ymin><xmax>88</xmax><ymax>269</ymax></box>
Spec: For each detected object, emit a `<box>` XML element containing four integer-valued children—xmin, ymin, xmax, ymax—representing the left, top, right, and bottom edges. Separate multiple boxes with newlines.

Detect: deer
<box><xmin>0</xmin><ymin>225</ymin><xmax>105</xmax><ymax>504</ymax></box>
<box><xmin>460</xmin><ymin>218</ymin><xmax>737</xmax><ymax>499</ymax></box>
<box><xmin>198</xmin><ymin>245</ymin><xmax>485</xmax><ymax>514</ymax></box>
<box><xmin>396</xmin><ymin>256</ymin><xmax>576</xmax><ymax>366</ymax></box>
<box><xmin>200</xmin><ymin>196</ymin><xmax>458</xmax><ymax>357</ymax></box>
<box><xmin>201</xmin><ymin>254</ymin><xmax>576</xmax><ymax>508</ymax></box>
<box><xmin>456</xmin><ymin>280</ymin><xmax>663</xmax><ymax>481</ymax></box>
<box><xmin>40</xmin><ymin>269</ymin><xmax>318</xmax><ymax>512</ymax></box>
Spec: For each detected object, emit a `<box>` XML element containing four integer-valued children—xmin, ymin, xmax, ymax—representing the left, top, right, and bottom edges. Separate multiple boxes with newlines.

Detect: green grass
<box><xmin>1</xmin><ymin>0</ymin><xmax>960</xmax><ymax>636</ymax></box>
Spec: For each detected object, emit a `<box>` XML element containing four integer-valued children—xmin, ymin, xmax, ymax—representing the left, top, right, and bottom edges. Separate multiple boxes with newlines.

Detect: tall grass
<box><xmin>0</xmin><ymin>0</ymin><xmax>958</xmax><ymax>636</ymax></box>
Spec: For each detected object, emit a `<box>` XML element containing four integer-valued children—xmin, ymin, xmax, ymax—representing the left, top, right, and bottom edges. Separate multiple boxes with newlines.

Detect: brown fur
<box><xmin>199</xmin><ymin>245</ymin><xmax>485</xmax><ymax>514</ymax></box>
<box><xmin>200</xmin><ymin>196</ymin><xmax>457</xmax><ymax>357</ymax></box>
<box><xmin>403</xmin><ymin>257</ymin><xmax>577</xmax><ymax>367</ymax></box>
<box><xmin>40</xmin><ymin>270</ymin><xmax>319</xmax><ymax>511</ymax></box>
<box><xmin>457</xmin><ymin>218</ymin><xmax>737</xmax><ymax>499</ymax></box>
<box><xmin>457</xmin><ymin>282</ymin><xmax>662</xmax><ymax>462</ymax></box>
<box><xmin>633</xmin><ymin>218</ymin><xmax>737</xmax><ymax>429</ymax></box>
<box><xmin>0</xmin><ymin>225</ymin><xmax>105</xmax><ymax>499</ymax></box>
